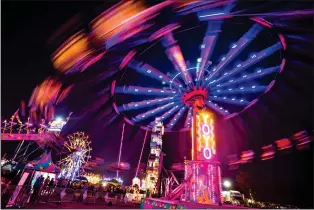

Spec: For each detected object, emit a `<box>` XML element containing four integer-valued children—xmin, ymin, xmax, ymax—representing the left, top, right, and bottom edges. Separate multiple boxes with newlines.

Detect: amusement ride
<box><xmin>1</xmin><ymin>0</ymin><xmax>313</xmax><ymax>208</ymax></box>
<box><xmin>58</xmin><ymin>132</ymin><xmax>92</xmax><ymax>180</ymax></box>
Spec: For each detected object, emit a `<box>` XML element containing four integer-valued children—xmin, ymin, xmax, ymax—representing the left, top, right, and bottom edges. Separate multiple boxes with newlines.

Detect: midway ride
<box><xmin>2</xmin><ymin>0</ymin><xmax>313</xmax><ymax>208</ymax></box>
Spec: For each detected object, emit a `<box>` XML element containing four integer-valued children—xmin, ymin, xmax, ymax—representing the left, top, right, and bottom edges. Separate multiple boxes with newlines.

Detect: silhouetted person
<box><xmin>30</xmin><ymin>177</ymin><xmax>43</xmax><ymax>204</ymax></box>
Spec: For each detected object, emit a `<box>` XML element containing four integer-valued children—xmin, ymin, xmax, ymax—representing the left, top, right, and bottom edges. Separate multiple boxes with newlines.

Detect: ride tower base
<box><xmin>184</xmin><ymin>160</ymin><xmax>222</xmax><ymax>205</ymax></box>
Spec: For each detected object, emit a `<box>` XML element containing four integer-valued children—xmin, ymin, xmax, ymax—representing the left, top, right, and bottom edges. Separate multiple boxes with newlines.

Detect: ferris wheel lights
<box><xmin>232</xmin><ymin>98</ymin><xmax>235</xmax><ymax>100</ymax></box>
<box><xmin>240</xmin><ymin>87</ymin><xmax>244</xmax><ymax>89</ymax></box>
<box><xmin>252</xmin><ymin>86</ymin><xmax>256</xmax><ymax>88</ymax></box>
<box><xmin>135</xmin><ymin>89</ymin><xmax>138</xmax><ymax>92</ymax></box>
<box><xmin>147</xmin><ymin>70</ymin><xmax>151</xmax><ymax>73</ymax></box>
<box><xmin>221</xmin><ymin>57</ymin><xmax>226</xmax><ymax>61</ymax></box>
<box><xmin>240</xmin><ymin>99</ymin><xmax>244</xmax><ymax>102</ymax></box>
<box><xmin>197</xmin><ymin>58</ymin><xmax>202</xmax><ymax>62</ymax></box>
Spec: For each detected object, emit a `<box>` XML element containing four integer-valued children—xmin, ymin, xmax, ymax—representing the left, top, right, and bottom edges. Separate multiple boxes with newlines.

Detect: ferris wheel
<box><xmin>59</xmin><ymin>132</ymin><xmax>92</xmax><ymax>180</ymax></box>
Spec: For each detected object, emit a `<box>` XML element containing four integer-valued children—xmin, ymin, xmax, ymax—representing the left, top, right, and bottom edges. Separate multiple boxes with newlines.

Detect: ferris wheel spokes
<box><xmin>59</xmin><ymin>132</ymin><xmax>91</xmax><ymax>180</ymax></box>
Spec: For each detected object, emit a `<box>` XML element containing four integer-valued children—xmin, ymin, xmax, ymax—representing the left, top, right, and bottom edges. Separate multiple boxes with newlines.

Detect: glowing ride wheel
<box><xmin>112</xmin><ymin>14</ymin><xmax>286</xmax><ymax>133</ymax></box>
<box><xmin>59</xmin><ymin>132</ymin><xmax>92</xmax><ymax>180</ymax></box>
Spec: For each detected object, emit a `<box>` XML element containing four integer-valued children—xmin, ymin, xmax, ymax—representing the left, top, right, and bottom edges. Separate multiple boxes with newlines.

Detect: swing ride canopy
<box><xmin>37</xmin><ymin>0</ymin><xmax>312</xmax><ymax>135</ymax></box>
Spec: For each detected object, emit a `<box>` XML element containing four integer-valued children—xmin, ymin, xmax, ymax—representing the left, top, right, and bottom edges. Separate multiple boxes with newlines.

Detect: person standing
<box><xmin>47</xmin><ymin>178</ymin><xmax>55</xmax><ymax>195</ymax></box>
<box><xmin>30</xmin><ymin>177</ymin><xmax>42</xmax><ymax>204</ymax></box>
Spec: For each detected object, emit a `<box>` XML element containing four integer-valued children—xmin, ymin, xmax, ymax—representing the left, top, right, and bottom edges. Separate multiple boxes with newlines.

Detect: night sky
<box><xmin>2</xmin><ymin>1</ymin><xmax>313</xmax><ymax>208</ymax></box>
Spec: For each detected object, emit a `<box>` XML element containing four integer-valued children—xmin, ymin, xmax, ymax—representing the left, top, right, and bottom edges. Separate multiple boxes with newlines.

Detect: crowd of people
<box><xmin>27</xmin><ymin>176</ymin><xmax>131</xmax><ymax>204</ymax></box>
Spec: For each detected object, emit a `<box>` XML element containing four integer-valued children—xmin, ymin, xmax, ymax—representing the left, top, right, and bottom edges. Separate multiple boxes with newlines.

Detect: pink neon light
<box><xmin>120</xmin><ymin>50</ymin><xmax>136</xmax><ymax>69</ymax></box>
<box><xmin>191</xmin><ymin>117</ymin><xmax>194</xmax><ymax>160</ymax></box>
<box><xmin>148</xmin><ymin>23</ymin><xmax>180</xmax><ymax>41</ymax></box>
<box><xmin>112</xmin><ymin>102</ymin><xmax>120</xmax><ymax>115</ymax></box>
<box><xmin>124</xmin><ymin>117</ymin><xmax>134</xmax><ymax>126</ymax></box>
<box><xmin>251</xmin><ymin>17</ymin><xmax>272</xmax><ymax>28</ymax></box>
<box><xmin>224</xmin><ymin>112</ymin><xmax>238</xmax><ymax>120</ymax></box>
<box><xmin>111</xmin><ymin>80</ymin><xmax>116</xmax><ymax>96</ymax></box>
<box><xmin>81</xmin><ymin>52</ymin><xmax>106</xmax><ymax>71</ymax></box>
<box><xmin>244</xmin><ymin>99</ymin><xmax>258</xmax><ymax>110</ymax></box>
<box><xmin>279</xmin><ymin>34</ymin><xmax>287</xmax><ymax>50</ymax></box>
<box><xmin>279</xmin><ymin>58</ymin><xmax>286</xmax><ymax>73</ymax></box>
<box><xmin>265</xmin><ymin>80</ymin><xmax>275</xmax><ymax>93</ymax></box>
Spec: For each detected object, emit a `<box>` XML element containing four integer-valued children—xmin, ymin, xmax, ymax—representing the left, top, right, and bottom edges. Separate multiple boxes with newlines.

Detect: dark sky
<box><xmin>2</xmin><ymin>1</ymin><xmax>313</xmax><ymax>208</ymax></box>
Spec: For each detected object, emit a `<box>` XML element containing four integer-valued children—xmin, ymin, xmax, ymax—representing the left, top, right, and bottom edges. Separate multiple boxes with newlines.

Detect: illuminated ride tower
<box><xmin>144</xmin><ymin>118</ymin><xmax>164</xmax><ymax>194</ymax></box>
<box><xmin>182</xmin><ymin>87</ymin><xmax>222</xmax><ymax>205</ymax></box>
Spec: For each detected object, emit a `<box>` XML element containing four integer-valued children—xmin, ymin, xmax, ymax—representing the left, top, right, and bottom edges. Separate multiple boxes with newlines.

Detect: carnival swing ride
<box><xmin>2</xmin><ymin>0</ymin><xmax>313</xmax><ymax>207</ymax></box>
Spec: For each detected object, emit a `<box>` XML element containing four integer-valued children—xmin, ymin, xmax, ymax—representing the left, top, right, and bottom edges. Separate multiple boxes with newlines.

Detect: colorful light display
<box><xmin>185</xmin><ymin>109</ymin><xmax>222</xmax><ymax>205</ymax></box>
<box><xmin>185</xmin><ymin>161</ymin><xmax>221</xmax><ymax>204</ymax></box>
<box><xmin>195</xmin><ymin>111</ymin><xmax>216</xmax><ymax>160</ymax></box>
<box><xmin>83</xmin><ymin>172</ymin><xmax>102</xmax><ymax>184</ymax></box>
<box><xmin>48</xmin><ymin>117</ymin><xmax>67</xmax><ymax>133</ymax></box>
<box><xmin>144</xmin><ymin>118</ymin><xmax>164</xmax><ymax>193</ymax></box>
<box><xmin>59</xmin><ymin>132</ymin><xmax>92</xmax><ymax>180</ymax></box>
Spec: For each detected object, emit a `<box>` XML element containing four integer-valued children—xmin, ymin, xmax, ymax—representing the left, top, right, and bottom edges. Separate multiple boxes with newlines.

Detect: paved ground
<box><xmin>25</xmin><ymin>202</ymin><xmax>140</xmax><ymax>209</ymax></box>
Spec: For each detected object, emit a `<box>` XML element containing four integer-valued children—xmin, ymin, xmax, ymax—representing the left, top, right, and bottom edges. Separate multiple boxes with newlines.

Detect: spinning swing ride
<box><xmin>11</xmin><ymin>0</ymin><xmax>311</xmax><ymax>205</ymax></box>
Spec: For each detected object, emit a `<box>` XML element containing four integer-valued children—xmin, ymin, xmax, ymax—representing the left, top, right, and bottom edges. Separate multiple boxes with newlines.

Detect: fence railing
<box><xmin>1</xmin><ymin>184</ymin><xmax>131</xmax><ymax>208</ymax></box>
